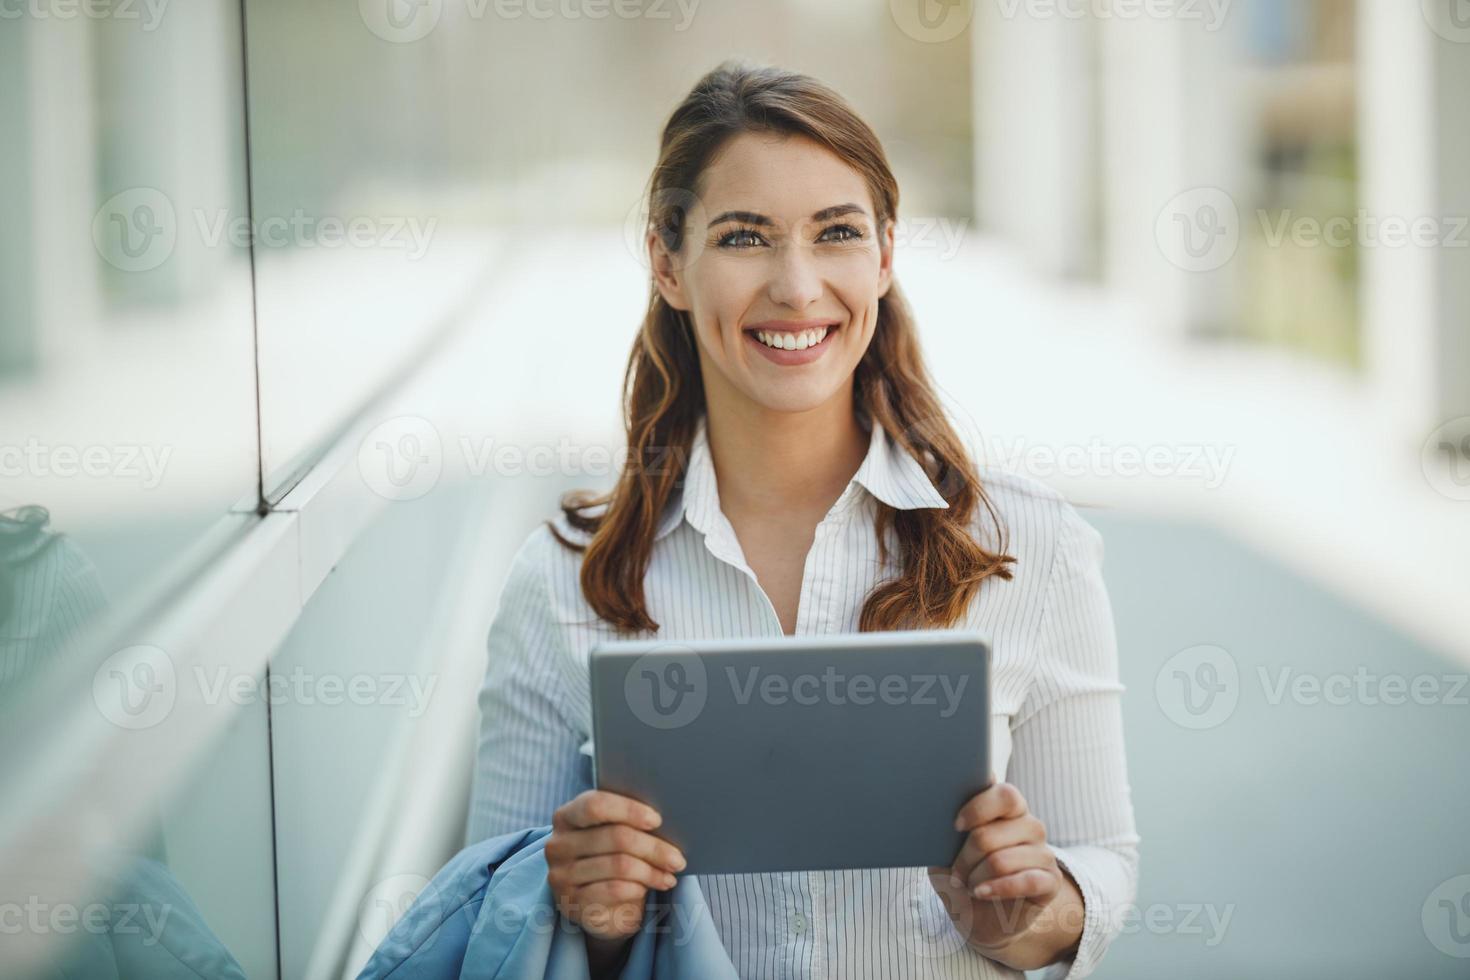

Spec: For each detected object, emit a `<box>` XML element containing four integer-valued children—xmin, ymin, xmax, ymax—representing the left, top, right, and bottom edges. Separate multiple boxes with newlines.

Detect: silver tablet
<box><xmin>589</xmin><ymin>629</ymin><xmax>990</xmax><ymax>875</ymax></box>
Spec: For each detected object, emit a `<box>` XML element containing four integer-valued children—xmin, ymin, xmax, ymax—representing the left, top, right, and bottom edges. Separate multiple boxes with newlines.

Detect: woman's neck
<box><xmin>701</xmin><ymin>397</ymin><xmax>869</xmax><ymax>522</ymax></box>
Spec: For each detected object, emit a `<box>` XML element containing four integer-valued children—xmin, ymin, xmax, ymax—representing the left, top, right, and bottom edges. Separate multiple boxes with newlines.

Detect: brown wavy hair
<box><xmin>548</xmin><ymin>60</ymin><xmax>1014</xmax><ymax>635</ymax></box>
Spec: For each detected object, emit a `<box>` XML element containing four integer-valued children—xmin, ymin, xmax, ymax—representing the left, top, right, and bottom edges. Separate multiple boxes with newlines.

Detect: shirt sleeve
<box><xmin>465</xmin><ymin>526</ymin><xmax>593</xmax><ymax>845</ymax></box>
<box><xmin>1007</xmin><ymin>502</ymin><xmax>1140</xmax><ymax>980</ymax></box>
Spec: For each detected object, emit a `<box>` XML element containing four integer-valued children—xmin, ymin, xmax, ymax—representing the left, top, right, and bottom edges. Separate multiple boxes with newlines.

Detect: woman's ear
<box><xmin>876</xmin><ymin>217</ymin><xmax>896</xmax><ymax>299</ymax></box>
<box><xmin>649</xmin><ymin>230</ymin><xmax>691</xmax><ymax>311</ymax></box>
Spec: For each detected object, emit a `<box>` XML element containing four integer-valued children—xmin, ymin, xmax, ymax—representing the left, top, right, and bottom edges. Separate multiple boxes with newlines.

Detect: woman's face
<box><xmin>650</xmin><ymin>130</ymin><xmax>894</xmax><ymax>417</ymax></box>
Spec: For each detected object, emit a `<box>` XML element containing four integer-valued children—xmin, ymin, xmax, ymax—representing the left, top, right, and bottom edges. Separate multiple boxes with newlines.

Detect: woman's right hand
<box><xmin>547</xmin><ymin>789</ymin><xmax>687</xmax><ymax>946</ymax></box>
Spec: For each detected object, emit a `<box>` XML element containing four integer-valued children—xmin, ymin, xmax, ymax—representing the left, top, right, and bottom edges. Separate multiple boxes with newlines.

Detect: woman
<box><xmin>467</xmin><ymin>61</ymin><xmax>1139</xmax><ymax>979</ymax></box>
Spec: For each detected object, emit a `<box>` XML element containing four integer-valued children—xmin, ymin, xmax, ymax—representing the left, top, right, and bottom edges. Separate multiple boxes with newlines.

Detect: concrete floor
<box><xmin>1074</xmin><ymin>509</ymin><xmax>1470</xmax><ymax>979</ymax></box>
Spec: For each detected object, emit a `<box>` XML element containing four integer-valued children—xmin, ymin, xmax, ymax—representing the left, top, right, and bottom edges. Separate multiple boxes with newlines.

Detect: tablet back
<box><xmin>590</xmin><ymin>629</ymin><xmax>990</xmax><ymax>875</ymax></box>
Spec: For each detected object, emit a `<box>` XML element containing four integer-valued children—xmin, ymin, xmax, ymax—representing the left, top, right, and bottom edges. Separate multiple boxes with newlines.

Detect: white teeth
<box><xmin>754</xmin><ymin>326</ymin><xmax>831</xmax><ymax>351</ymax></box>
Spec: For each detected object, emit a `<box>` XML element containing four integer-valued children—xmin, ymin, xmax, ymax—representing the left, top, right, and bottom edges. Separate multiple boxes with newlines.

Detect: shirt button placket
<box><xmin>808</xmin><ymin>870</ymin><xmax>828</xmax><ymax>978</ymax></box>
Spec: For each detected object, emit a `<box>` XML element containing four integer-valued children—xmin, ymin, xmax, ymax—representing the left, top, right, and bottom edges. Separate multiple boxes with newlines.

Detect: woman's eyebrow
<box><xmin>706</xmin><ymin>203</ymin><xmax>869</xmax><ymax>228</ymax></box>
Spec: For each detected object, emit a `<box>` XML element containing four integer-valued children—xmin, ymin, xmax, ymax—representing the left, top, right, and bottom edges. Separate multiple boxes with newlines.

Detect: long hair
<box><xmin>548</xmin><ymin>60</ymin><xmax>1015</xmax><ymax>634</ymax></box>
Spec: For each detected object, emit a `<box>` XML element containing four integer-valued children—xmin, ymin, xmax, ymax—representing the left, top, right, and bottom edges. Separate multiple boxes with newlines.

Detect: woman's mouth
<box><xmin>742</xmin><ymin>320</ymin><xmax>840</xmax><ymax>366</ymax></box>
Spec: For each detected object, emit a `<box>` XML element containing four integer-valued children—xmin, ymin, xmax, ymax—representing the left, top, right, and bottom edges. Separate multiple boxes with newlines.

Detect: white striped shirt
<box><xmin>467</xmin><ymin>412</ymin><xmax>1140</xmax><ymax>979</ymax></box>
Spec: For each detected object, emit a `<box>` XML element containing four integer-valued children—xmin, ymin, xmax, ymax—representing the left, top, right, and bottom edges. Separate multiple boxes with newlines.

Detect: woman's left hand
<box><xmin>926</xmin><ymin>777</ymin><xmax>1074</xmax><ymax>958</ymax></box>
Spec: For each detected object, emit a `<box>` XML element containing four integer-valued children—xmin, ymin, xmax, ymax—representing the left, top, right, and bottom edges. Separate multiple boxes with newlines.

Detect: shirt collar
<box><xmin>654</xmin><ymin>411</ymin><xmax>950</xmax><ymax>541</ymax></box>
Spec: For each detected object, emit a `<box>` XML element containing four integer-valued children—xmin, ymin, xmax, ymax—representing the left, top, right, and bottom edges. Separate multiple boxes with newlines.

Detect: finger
<box><xmin>949</xmin><ymin>815</ymin><xmax>1045</xmax><ymax>883</ymax></box>
<box><xmin>965</xmin><ymin>843</ymin><xmax>1054</xmax><ymax>893</ymax></box>
<box><xmin>564</xmin><ymin>853</ymin><xmax>678</xmax><ymax>892</ymax></box>
<box><xmin>554</xmin><ymin>790</ymin><xmax>662</xmax><ymax>832</ymax></box>
<box><xmin>570</xmin><ymin>824</ymin><xmax>686</xmax><ymax>874</ymax></box>
<box><xmin>954</xmin><ymin>781</ymin><xmax>1027</xmax><ymax>833</ymax></box>
<box><xmin>972</xmin><ymin>867</ymin><xmax>1060</xmax><ymax>902</ymax></box>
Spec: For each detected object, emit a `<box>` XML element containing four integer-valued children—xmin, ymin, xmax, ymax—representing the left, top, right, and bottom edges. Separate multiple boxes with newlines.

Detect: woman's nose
<box><xmin>766</xmin><ymin>244</ymin><xmax>823</xmax><ymax>311</ymax></box>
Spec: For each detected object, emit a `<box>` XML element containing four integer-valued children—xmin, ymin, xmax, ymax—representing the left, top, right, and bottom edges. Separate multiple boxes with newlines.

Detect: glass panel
<box><xmin>0</xmin><ymin>7</ymin><xmax>260</xmax><ymax>723</ymax></box>
<box><xmin>243</xmin><ymin>1</ymin><xmax>499</xmax><ymax>498</ymax></box>
<box><xmin>0</xmin><ymin>5</ymin><xmax>273</xmax><ymax>976</ymax></box>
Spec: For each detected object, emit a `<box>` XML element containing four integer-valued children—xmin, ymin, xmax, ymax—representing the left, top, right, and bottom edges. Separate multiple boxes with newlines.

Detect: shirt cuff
<box><xmin>1036</xmin><ymin>844</ymin><xmax>1129</xmax><ymax>980</ymax></box>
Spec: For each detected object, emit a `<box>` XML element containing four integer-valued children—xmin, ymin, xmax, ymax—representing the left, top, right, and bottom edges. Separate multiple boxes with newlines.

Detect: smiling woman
<box><xmin>467</xmin><ymin>60</ymin><xmax>1140</xmax><ymax>980</ymax></box>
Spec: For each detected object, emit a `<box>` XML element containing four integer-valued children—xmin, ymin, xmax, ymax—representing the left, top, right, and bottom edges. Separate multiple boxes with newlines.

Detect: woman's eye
<box><xmin>818</xmin><ymin>224</ymin><xmax>864</xmax><ymax>244</ymax></box>
<box><xmin>718</xmin><ymin>227</ymin><xmax>766</xmax><ymax>249</ymax></box>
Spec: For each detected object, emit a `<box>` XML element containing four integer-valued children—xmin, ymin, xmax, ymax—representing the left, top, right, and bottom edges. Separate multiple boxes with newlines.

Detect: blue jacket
<box><xmin>356</xmin><ymin>826</ymin><xmax>738</xmax><ymax>979</ymax></box>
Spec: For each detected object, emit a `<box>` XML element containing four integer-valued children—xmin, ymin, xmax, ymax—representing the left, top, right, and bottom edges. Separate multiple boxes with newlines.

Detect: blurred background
<box><xmin>1</xmin><ymin>0</ymin><xmax>1467</xmax><ymax>977</ymax></box>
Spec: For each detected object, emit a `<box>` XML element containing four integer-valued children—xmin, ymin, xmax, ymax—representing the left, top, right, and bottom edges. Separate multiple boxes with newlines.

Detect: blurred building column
<box><xmin>1356</xmin><ymin>0</ymin><xmax>1442</xmax><ymax>442</ymax></box>
<box><xmin>971</xmin><ymin>0</ymin><xmax>1100</xmax><ymax>279</ymax></box>
<box><xmin>0</xmin><ymin>17</ymin><xmax>102</xmax><ymax>374</ymax></box>
<box><xmin>1094</xmin><ymin>0</ymin><xmax>1247</xmax><ymax>337</ymax></box>
<box><xmin>1428</xmin><ymin>5</ymin><xmax>1470</xmax><ymax>427</ymax></box>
